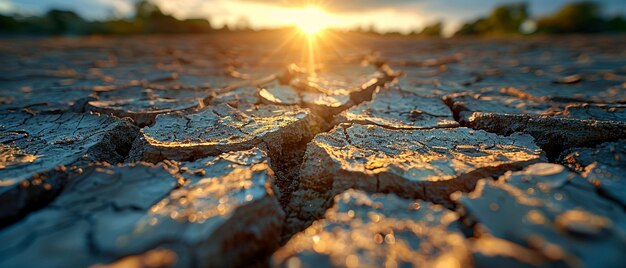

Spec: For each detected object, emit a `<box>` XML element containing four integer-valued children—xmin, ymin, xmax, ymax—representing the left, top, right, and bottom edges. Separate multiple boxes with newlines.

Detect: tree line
<box><xmin>1</xmin><ymin>1</ymin><xmax>625</xmax><ymax>36</ymax></box>
<box><xmin>453</xmin><ymin>1</ymin><xmax>626</xmax><ymax>36</ymax></box>
<box><xmin>0</xmin><ymin>1</ymin><xmax>222</xmax><ymax>35</ymax></box>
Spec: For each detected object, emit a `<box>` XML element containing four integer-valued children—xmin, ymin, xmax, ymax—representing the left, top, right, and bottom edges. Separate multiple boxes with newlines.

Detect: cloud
<box><xmin>0</xmin><ymin>0</ymin><xmax>14</xmax><ymax>13</ymax></box>
<box><xmin>5</xmin><ymin>0</ymin><xmax>135</xmax><ymax>18</ymax></box>
<box><xmin>237</xmin><ymin>0</ymin><xmax>419</xmax><ymax>12</ymax></box>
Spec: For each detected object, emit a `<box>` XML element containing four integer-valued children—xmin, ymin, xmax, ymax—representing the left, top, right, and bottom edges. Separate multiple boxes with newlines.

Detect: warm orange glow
<box><xmin>293</xmin><ymin>6</ymin><xmax>330</xmax><ymax>36</ymax></box>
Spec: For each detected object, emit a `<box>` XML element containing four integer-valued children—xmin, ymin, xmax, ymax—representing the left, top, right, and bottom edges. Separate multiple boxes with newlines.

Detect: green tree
<box><xmin>0</xmin><ymin>14</ymin><xmax>20</xmax><ymax>33</ymax></box>
<box><xmin>536</xmin><ymin>2</ymin><xmax>604</xmax><ymax>33</ymax></box>
<box><xmin>488</xmin><ymin>3</ymin><xmax>528</xmax><ymax>33</ymax></box>
<box><xmin>419</xmin><ymin>21</ymin><xmax>443</xmax><ymax>37</ymax></box>
<box><xmin>607</xmin><ymin>16</ymin><xmax>626</xmax><ymax>32</ymax></box>
<box><xmin>45</xmin><ymin>9</ymin><xmax>87</xmax><ymax>35</ymax></box>
<box><xmin>134</xmin><ymin>0</ymin><xmax>163</xmax><ymax>20</ymax></box>
<box><xmin>455</xmin><ymin>3</ymin><xmax>528</xmax><ymax>36</ymax></box>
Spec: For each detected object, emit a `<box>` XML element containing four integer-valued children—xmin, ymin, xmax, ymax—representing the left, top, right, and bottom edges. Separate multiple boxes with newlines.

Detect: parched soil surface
<box><xmin>1</xmin><ymin>32</ymin><xmax>625</xmax><ymax>267</ymax></box>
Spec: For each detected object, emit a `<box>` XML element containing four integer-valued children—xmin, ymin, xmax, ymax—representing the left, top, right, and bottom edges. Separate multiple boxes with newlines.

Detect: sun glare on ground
<box><xmin>294</xmin><ymin>6</ymin><xmax>330</xmax><ymax>36</ymax></box>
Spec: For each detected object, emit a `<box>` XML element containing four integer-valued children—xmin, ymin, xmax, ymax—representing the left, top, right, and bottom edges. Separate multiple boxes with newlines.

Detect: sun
<box><xmin>294</xmin><ymin>6</ymin><xmax>330</xmax><ymax>36</ymax></box>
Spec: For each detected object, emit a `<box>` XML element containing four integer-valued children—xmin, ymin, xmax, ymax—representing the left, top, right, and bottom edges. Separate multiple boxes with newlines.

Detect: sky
<box><xmin>2</xmin><ymin>0</ymin><xmax>626</xmax><ymax>35</ymax></box>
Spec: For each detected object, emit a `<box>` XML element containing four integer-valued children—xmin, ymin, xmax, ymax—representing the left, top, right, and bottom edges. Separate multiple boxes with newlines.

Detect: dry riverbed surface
<box><xmin>1</xmin><ymin>33</ymin><xmax>625</xmax><ymax>267</ymax></box>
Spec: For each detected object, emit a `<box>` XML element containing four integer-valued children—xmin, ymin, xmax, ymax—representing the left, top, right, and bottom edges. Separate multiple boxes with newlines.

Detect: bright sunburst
<box><xmin>294</xmin><ymin>6</ymin><xmax>329</xmax><ymax>36</ymax></box>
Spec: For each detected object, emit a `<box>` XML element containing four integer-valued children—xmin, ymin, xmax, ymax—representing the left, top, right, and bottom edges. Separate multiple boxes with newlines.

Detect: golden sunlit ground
<box><xmin>1</xmin><ymin>1</ymin><xmax>626</xmax><ymax>267</ymax></box>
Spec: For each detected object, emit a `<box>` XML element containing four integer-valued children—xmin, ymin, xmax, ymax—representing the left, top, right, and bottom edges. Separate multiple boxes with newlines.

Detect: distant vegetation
<box><xmin>534</xmin><ymin>2</ymin><xmax>626</xmax><ymax>34</ymax></box>
<box><xmin>0</xmin><ymin>0</ymin><xmax>219</xmax><ymax>35</ymax></box>
<box><xmin>455</xmin><ymin>1</ymin><xmax>626</xmax><ymax>36</ymax></box>
<box><xmin>455</xmin><ymin>3</ymin><xmax>529</xmax><ymax>35</ymax></box>
<box><xmin>0</xmin><ymin>1</ymin><xmax>625</xmax><ymax>36</ymax></box>
<box><xmin>417</xmin><ymin>21</ymin><xmax>443</xmax><ymax>37</ymax></box>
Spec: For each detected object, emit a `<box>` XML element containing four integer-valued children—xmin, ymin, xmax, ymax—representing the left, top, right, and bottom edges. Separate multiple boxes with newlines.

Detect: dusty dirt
<box><xmin>1</xmin><ymin>32</ymin><xmax>625</xmax><ymax>267</ymax></box>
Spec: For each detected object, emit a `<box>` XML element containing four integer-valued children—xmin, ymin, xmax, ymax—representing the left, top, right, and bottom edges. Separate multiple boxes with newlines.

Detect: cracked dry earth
<box><xmin>1</xmin><ymin>33</ymin><xmax>626</xmax><ymax>268</ymax></box>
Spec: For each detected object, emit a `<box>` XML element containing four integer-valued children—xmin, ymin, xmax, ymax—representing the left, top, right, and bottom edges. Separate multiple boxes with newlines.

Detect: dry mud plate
<box><xmin>292</xmin><ymin>124</ymin><xmax>542</xmax><ymax>205</ymax></box>
<box><xmin>0</xmin><ymin>149</ymin><xmax>283</xmax><ymax>267</ymax></box>
<box><xmin>0</xmin><ymin>111</ymin><xmax>138</xmax><ymax>226</ymax></box>
<box><xmin>1</xmin><ymin>34</ymin><xmax>626</xmax><ymax>267</ymax></box>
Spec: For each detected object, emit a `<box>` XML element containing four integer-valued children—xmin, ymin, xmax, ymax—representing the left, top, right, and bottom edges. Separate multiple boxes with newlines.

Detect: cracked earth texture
<box><xmin>1</xmin><ymin>33</ymin><xmax>626</xmax><ymax>267</ymax></box>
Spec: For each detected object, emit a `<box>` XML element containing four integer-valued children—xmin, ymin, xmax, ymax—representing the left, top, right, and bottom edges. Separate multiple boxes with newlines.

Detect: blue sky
<box><xmin>2</xmin><ymin>0</ymin><xmax>625</xmax><ymax>34</ymax></box>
